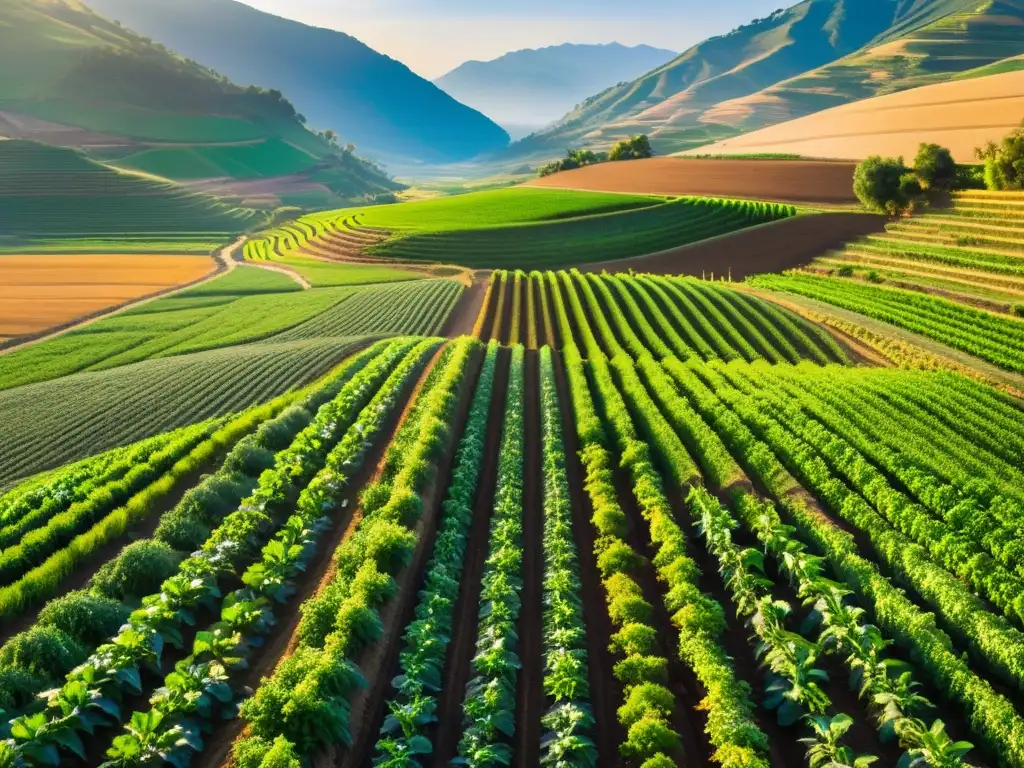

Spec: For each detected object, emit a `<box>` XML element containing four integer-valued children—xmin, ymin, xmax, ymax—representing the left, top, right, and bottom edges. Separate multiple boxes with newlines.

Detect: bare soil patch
<box><xmin>526</xmin><ymin>157</ymin><xmax>859</xmax><ymax>205</ymax></box>
<box><xmin>580</xmin><ymin>213</ymin><xmax>886</xmax><ymax>280</ymax></box>
<box><xmin>440</xmin><ymin>274</ymin><xmax>487</xmax><ymax>337</ymax></box>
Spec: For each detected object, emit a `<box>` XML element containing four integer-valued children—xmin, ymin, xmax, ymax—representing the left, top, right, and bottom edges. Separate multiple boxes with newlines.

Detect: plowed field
<box><xmin>526</xmin><ymin>157</ymin><xmax>859</xmax><ymax>204</ymax></box>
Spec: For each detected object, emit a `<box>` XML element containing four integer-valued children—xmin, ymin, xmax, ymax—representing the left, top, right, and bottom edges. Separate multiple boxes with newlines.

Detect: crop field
<box><xmin>0</xmin><ymin>254</ymin><xmax>216</xmax><ymax>343</ymax></box>
<box><xmin>245</xmin><ymin>188</ymin><xmax>796</xmax><ymax>269</ymax></box>
<box><xmin>750</xmin><ymin>191</ymin><xmax>1024</xmax><ymax>373</ymax></box>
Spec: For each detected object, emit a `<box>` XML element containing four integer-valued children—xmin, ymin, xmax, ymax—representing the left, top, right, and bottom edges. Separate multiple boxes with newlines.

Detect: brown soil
<box><xmin>578</xmin><ymin>213</ymin><xmax>887</xmax><ymax>280</ymax></box>
<box><xmin>338</xmin><ymin>346</ymin><xmax>484</xmax><ymax>768</ymax></box>
<box><xmin>513</xmin><ymin>349</ymin><xmax>544</xmax><ymax>768</ymax></box>
<box><xmin>193</xmin><ymin>352</ymin><xmax>430</xmax><ymax>768</ymax></box>
<box><xmin>543</xmin><ymin>277</ymin><xmax>563</xmax><ymax>350</ymax></box>
<box><xmin>430</xmin><ymin>347</ymin><xmax>512</xmax><ymax>766</ymax></box>
<box><xmin>550</xmin><ymin>351</ymin><xmax>624</xmax><ymax>758</ymax></box>
<box><xmin>439</xmin><ymin>274</ymin><xmax>487</xmax><ymax>337</ymax></box>
<box><xmin>499</xmin><ymin>276</ymin><xmax>515</xmax><ymax>346</ymax></box>
<box><xmin>526</xmin><ymin>158</ymin><xmax>860</xmax><ymax>205</ymax></box>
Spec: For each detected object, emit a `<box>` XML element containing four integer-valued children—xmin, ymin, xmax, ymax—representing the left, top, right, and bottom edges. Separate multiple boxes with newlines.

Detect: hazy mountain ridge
<box><xmin>85</xmin><ymin>0</ymin><xmax>511</xmax><ymax>164</ymax></box>
<box><xmin>434</xmin><ymin>43</ymin><xmax>677</xmax><ymax>134</ymax></box>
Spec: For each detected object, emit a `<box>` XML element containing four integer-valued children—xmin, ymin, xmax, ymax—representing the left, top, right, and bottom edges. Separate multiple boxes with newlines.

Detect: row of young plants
<box><xmin>536</xmin><ymin>347</ymin><xmax>595</xmax><ymax>766</ymax></box>
<box><xmin>586</xmin><ymin>273</ymin><xmax>668</xmax><ymax>361</ymax></box>
<box><xmin>0</xmin><ymin>339</ymin><xmax>417</xmax><ymax>766</ymax></box>
<box><xmin>508</xmin><ymin>271</ymin><xmax>523</xmax><ymax>346</ymax></box>
<box><xmin>696</xmin><ymin>362</ymin><xmax>1024</xmax><ymax>693</ymax></box>
<box><xmin>647</xmin><ymin>278</ymin><xmax>745</xmax><ymax>362</ymax></box>
<box><xmin>0</xmin><ymin>432</ymin><xmax>180</xmax><ymax>548</ymax></box>
<box><xmin>670</xmin><ymin>280</ymin><xmax>772</xmax><ymax>363</ymax></box>
<box><xmin>453</xmin><ymin>345</ymin><xmax>525</xmax><ymax>766</ymax></box>
<box><xmin>632</xmin><ymin>276</ymin><xmax>719</xmax><ymax>361</ymax></box>
<box><xmin>0</xmin><ymin>423</ymin><xmax>220</xmax><ymax>589</ymax></box>
<box><xmin>549</xmin><ymin>271</ymin><xmax>690</xmax><ymax>766</ymax></box>
<box><xmin>489</xmin><ymin>272</ymin><xmax>509</xmax><ymax>343</ymax></box>
<box><xmin>532</xmin><ymin>272</ymin><xmax>556</xmax><ymax>350</ymax></box>
<box><xmin>613</xmin><ymin>275</ymin><xmax>700</xmax><ymax>362</ymax></box>
<box><xmin>661</xmin><ymin>358</ymin><xmax>1024</xmax><ymax>767</ymax></box>
<box><xmin>234</xmin><ymin>336</ymin><xmax>479</xmax><ymax>766</ymax></box>
<box><xmin>371</xmin><ymin>341</ymin><xmax>500</xmax><ymax>766</ymax></box>
<box><xmin>472</xmin><ymin>273</ymin><xmax>499</xmax><ymax>340</ymax></box>
<box><xmin>99</xmin><ymin>338</ymin><xmax>441</xmax><ymax>767</ymax></box>
<box><xmin>764</xmin><ymin>366</ymin><xmax>1024</xmax><ymax>548</ymax></box>
<box><xmin>692</xmin><ymin>281</ymin><xmax>802</xmax><ymax>364</ymax></box>
<box><xmin>526</xmin><ymin>273</ymin><xmax>539</xmax><ymax>350</ymax></box>
<box><xmin>722</xmin><ymin>364</ymin><xmax>1024</xmax><ymax>631</ymax></box>
<box><xmin>741</xmin><ymin>365</ymin><xmax>1024</xmax><ymax>586</ymax></box>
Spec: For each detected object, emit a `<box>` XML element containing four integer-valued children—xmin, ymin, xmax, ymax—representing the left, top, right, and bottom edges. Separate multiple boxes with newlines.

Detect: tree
<box><xmin>975</xmin><ymin>122</ymin><xmax>1024</xmax><ymax>190</ymax></box>
<box><xmin>853</xmin><ymin>156</ymin><xmax>920</xmax><ymax>216</ymax></box>
<box><xmin>913</xmin><ymin>143</ymin><xmax>955</xmax><ymax>190</ymax></box>
<box><xmin>609</xmin><ymin>135</ymin><xmax>653</xmax><ymax>162</ymax></box>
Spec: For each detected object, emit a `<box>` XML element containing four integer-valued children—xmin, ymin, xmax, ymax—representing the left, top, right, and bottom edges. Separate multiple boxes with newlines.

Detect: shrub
<box><xmin>837</xmin><ymin>265</ymin><xmax>854</xmax><ymax>277</ymax></box>
<box><xmin>37</xmin><ymin>590</ymin><xmax>129</xmax><ymax>646</ymax></box>
<box><xmin>975</xmin><ymin>123</ymin><xmax>1024</xmax><ymax>190</ymax></box>
<box><xmin>0</xmin><ymin>667</ymin><xmax>46</xmax><ymax>712</ymax></box>
<box><xmin>867</xmin><ymin>270</ymin><xmax>883</xmax><ymax>284</ymax></box>
<box><xmin>0</xmin><ymin>626</ymin><xmax>87</xmax><ymax>681</ymax></box>
<box><xmin>610</xmin><ymin>623</ymin><xmax>659</xmax><ymax>656</ymax></box>
<box><xmin>914</xmin><ymin>143</ymin><xmax>956</xmax><ymax>190</ymax></box>
<box><xmin>597</xmin><ymin>540</ymin><xmax>645</xmax><ymax>576</ymax></box>
<box><xmin>223</xmin><ymin>438</ymin><xmax>276</xmax><ymax>476</ymax></box>
<box><xmin>1013</xmin><ymin>304</ymin><xmax>1024</xmax><ymax>318</ymax></box>
<box><xmin>614</xmin><ymin>654</ymin><xmax>669</xmax><ymax>686</ymax></box>
<box><xmin>639</xmin><ymin>755</ymin><xmax>677</xmax><ymax>768</ymax></box>
<box><xmin>618</xmin><ymin>683</ymin><xmax>676</xmax><ymax>727</ymax></box>
<box><xmin>154</xmin><ymin>508</ymin><xmax>211</xmax><ymax>551</ymax></box>
<box><xmin>255</xmin><ymin>407</ymin><xmax>311</xmax><ymax>451</ymax></box>
<box><xmin>91</xmin><ymin>540</ymin><xmax>183</xmax><ymax>600</ymax></box>
<box><xmin>610</xmin><ymin>135</ymin><xmax>654</xmax><ymax>162</ymax></box>
<box><xmin>622</xmin><ymin>714</ymin><xmax>683</xmax><ymax>757</ymax></box>
<box><xmin>853</xmin><ymin>155</ymin><xmax>919</xmax><ymax>215</ymax></box>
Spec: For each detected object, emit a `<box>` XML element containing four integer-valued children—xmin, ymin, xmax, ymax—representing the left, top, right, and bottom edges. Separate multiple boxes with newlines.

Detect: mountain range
<box><xmin>85</xmin><ymin>0</ymin><xmax>510</xmax><ymax>165</ymax></box>
<box><xmin>434</xmin><ymin>43</ymin><xmax>677</xmax><ymax>139</ymax></box>
<box><xmin>514</xmin><ymin>0</ymin><xmax>1024</xmax><ymax>157</ymax></box>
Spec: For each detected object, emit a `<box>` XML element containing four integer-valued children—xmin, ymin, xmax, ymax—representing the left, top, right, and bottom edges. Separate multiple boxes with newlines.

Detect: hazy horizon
<box><xmin>236</xmin><ymin>0</ymin><xmax>785</xmax><ymax>78</ymax></box>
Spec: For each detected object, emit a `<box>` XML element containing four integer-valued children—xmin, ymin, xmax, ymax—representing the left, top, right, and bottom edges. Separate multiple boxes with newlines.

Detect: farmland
<box><xmin>0</xmin><ymin>255</ymin><xmax>215</xmax><ymax>343</ymax></box>
<box><xmin>244</xmin><ymin>188</ymin><xmax>797</xmax><ymax>269</ymax></box>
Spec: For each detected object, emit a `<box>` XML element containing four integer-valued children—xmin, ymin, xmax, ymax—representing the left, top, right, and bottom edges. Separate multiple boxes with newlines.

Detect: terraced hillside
<box><xmin>750</xmin><ymin>190</ymin><xmax>1024</xmax><ymax>373</ymax></box>
<box><xmin>3</xmin><ymin>277</ymin><xmax>1024</xmax><ymax>768</ymax></box>
<box><xmin>0</xmin><ymin>141</ymin><xmax>258</xmax><ymax>252</ymax></box>
<box><xmin>245</xmin><ymin>187</ymin><xmax>797</xmax><ymax>270</ymax></box>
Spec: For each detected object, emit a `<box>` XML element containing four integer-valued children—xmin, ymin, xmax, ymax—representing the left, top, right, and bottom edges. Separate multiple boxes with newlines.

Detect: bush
<box><xmin>618</xmin><ymin>683</ymin><xmax>676</xmax><ymax>727</ymax></box>
<box><xmin>867</xmin><ymin>270</ymin><xmax>882</xmax><ymax>284</ymax></box>
<box><xmin>609</xmin><ymin>135</ymin><xmax>654</xmax><ymax>162</ymax></box>
<box><xmin>614</xmin><ymin>654</ymin><xmax>668</xmax><ymax>686</ymax></box>
<box><xmin>37</xmin><ymin>590</ymin><xmax>129</xmax><ymax>646</ymax></box>
<box><xmin>837</xmin><ymin>265</ymin><xmax>854</xmax><ymax>277</ymax></box>
<box><xmin>610</xmin><ymin>623</ymin><xmax>659</xmax><ymax>656</ymax></box>
<box><xmin>154</xmin><ymin>508</ymin><xmax>211</xmax><ymax>551</ymax></box>
<box><xmin>91</xmin><ymin>540</ymin><xmax>183</xmax><ymax>600</ymax></box>
<box><xmin>975</xmin><ymin>123</ymin><xmax>1024</xmax><ymax>190</ymax></box>
<box><xmin>255</xmin><ymin>407</ymin><xmax>311</xmax><ymax>451</ymax></box>
<box><xmin>222</xmin><ymin>438</ymin><xmax>276</xmax><ymax>477</ymax></box>
<box><xmin>1013</xmin><ymin>304</ymin><xmax>1024</xmax><ymax>318</ymax></box>
<box><xmin>914</xmin><ymin>143</ymin><xmax>956</xmax><ymax>190</ymax></box>
<box><xmin>853</xmin><ymin>155</ymin><xmax>919</xmax><ymax>216</ymax></box>
<box><xmin>0</xmin><ymin>667</ymin><xmax>46</xmax><ymax>712</ymax></box>
<box><xmin>0</xmin><ymin>626</ymin><xmax>87</xmax><ymax>681</ymax></box>
<box><xmin>622</xmin><ymin>714</ymin><xmax>683</xmax><ymax>757</ymax></box>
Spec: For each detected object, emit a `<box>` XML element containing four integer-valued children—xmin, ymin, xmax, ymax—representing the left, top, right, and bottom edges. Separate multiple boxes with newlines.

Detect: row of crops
<box><xmin>479</xmin><ymin>269</ymin><xmax>845</xmax><ymax>365</ymax></box>
<box><xmin>3</xmin><ymin>267</ymin><xmax>1024</xmax><ymax>765</ymax></box>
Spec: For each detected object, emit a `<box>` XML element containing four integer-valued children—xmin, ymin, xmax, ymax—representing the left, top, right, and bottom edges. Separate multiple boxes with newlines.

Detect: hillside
<box><xmin>513</xmin><ymin>0</ymin><xmax>1024</xmax><ymax>157</ymax></box>
<box><xmin>0</xmin><ymin>0</ymin><xmax>401</xmax><ymax>208</ymax></box>
<box><xmin>434</xmin><ymin>43</ymin><xmax>676</xmax><ymax>138</ymax></box>
<box><xmin>85</xmin><ymin>0</ymin><xmax>511</xmax><ymax>165</ymax></box>
<box><xmin>0</xmin><ymin>140</ymin><xmax>259</xmax><ymax>251</ymax></box>
<box><xmin>684</xmin><ymin>69</ymin><xmax>1024</xmax><ymax>161</ymax></box>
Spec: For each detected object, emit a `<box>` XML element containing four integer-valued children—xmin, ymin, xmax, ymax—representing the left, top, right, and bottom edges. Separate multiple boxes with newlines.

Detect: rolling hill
<box><xmin>513</xmin><ymin>0</ymin><xmax>1024</xmax><ymax>158</ymax></box>
<box><xmin>683</xmin><ymin>69</ymin><xmax>1024</xmax><ymax>161</ymax></box>
<box><xmin>0</xmin><ymin>0</ymin><xmax>400</xmax><ymax>208</ymax></box>
<box><xmin>434</xmin><ymin>43</ymin><xmax>676</xmax><ymax>139</ymax></box>
<box><xmin>84</xmin><ymin>0</ymin><xmax>511</xmax><ymax>165</ymax></box>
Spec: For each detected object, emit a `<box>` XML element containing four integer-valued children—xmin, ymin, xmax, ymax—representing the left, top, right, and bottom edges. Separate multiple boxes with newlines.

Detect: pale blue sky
<box><xmin>239</xmin><ymin>0</ymin><xmax>786</xmax><ymax>78</ymax></box>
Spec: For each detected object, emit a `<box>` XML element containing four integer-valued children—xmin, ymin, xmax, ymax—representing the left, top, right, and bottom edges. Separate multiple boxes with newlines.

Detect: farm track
<box><xmin>512</xmin><ymin>348</ymin><xmax>544</xmax><ymax>768</ymax></box>
<box><xmin>430</xmin><ymin>347</ymin><xmax>512</xmax><ymax>766</ymax></box>
<box><xmin>338</xmin><ymin>345</ymin><xmax>485</xmax><ymax>768</ymax></box>
<box><xmin>190</xmin><ymin>356</ymin><xmax>429</xmax><ymax>768</ymax></box>
<box><xmin>440</xmin><ymin>274</ymin><xmax>487</xmax><ymax>338</ymax></box>
<box><xmin>550</xmin><ymin>351</ymin><xmax>624</xmax><ymax>757</ymax></box>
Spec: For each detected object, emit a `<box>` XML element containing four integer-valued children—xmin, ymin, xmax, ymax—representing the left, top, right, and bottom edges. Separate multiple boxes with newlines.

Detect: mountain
<box><xmin>434</xmin><ymin>43</ymin><xmax>677</xmax><ymax>138</ymax></box>
<box><xmin>0</xmin><ymin>0</ymin><xmax>400</xmax><ymax>208</ymax></box>
<box><xmin>84</xmin><ymin>0</ymin><xmax>511</xmax><ymax>164</ymax></box>
<box><xmin>515</xmin><ymin>0</ymin><xmax>1024</xmax><ymax>157</ymax></box>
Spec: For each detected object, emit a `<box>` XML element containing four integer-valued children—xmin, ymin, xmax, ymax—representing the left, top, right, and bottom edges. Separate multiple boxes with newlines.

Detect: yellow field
<box><xmin>0</xmin><ymin>254</ymin><xmax>215</xmax><ymax>341</ymax></box>
<box><xmin>683</xmin><ymin>70</ymin><xmax>1024</xmax><ymax>162</ymax></box>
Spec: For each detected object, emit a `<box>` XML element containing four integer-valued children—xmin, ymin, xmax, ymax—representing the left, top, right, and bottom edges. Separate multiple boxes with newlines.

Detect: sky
<box><xmin>239</xmin><ymin>0</ymin><xmax>787</xmax><ymax>79</ymax></box>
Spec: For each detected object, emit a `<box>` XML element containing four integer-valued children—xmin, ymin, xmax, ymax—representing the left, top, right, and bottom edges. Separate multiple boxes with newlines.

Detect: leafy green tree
<box><xmin>853</xmin><ymin>156</ymin><xmax>920</xmax><ymax>216</ymax></box>
<box><xmin>975</xmin><ymin>122</ymin><xmax>1024</xmax><ymax>190</ymax></box>
<box><xmin>609</xmin><ymin>134</ymin><xmax>654</xmax><ymax>161</ymax></box>
<box><xmin>913</xmin><ymin>143</ymin><xmax>956</xmax><ymax>190</ymax></box>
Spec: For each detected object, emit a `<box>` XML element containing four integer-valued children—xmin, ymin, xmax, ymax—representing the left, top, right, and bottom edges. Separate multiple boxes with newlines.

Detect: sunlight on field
<box><xmin>0</xmin><ymin>254</ymin><xmax>215</xmax><ymax>340</ymax></box>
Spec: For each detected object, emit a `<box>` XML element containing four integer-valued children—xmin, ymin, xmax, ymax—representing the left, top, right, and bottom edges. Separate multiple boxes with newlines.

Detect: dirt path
<box><xmin>0</xmin><ymin>238</ymin><xmax>241</xmax><ymax>356</ymax></box>
<box><xmin>430</xmin><ymin>347</ymin><xmax>512</xmax><ymax>766</ymax></box>
<box><xmin>440</xmin><ymin>274</ymin><xmax>487</xmax><ymax>337</ymax></box>
<box><xmin>513</xmin><ymin>349</ymin><xmax>544</xmax><ymax>768</ymax></box>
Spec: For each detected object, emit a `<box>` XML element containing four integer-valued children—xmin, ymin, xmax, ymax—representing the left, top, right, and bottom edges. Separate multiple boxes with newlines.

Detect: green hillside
<box><xmin>0</xmin><ymin>140</ymin><xmax>259</xmax><ymax>251</ymax></box>
<box><xmin>512</xmin><ymin>0</ymin><xmax>1024</xmax><ymax>158</ymax></box>
<box><xmin>0</xmin><ymin>0</ymin><xmax>399</xmax><ymax>204</ymax></box>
